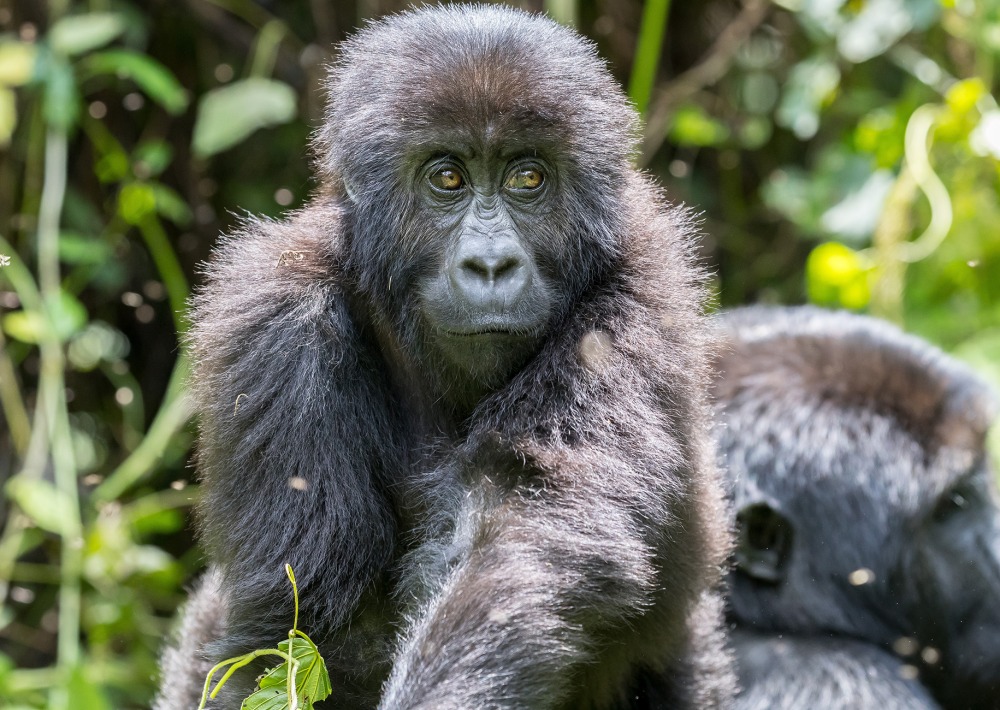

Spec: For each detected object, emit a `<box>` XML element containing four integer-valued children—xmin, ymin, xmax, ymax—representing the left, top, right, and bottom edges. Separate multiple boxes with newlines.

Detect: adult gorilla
<box><xmin>155</xmin><ymin>5</ymin><xmax>732</xmax><ymax>709</ymax></box>
<box><xmin>714</xmin><ymin>306</ymin><xmax>1000</xmax><ymax>709</ymax></box>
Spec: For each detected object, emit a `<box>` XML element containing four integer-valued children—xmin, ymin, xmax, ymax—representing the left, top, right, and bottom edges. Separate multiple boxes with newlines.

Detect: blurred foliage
<box><xmin>0</xmin><ymin>0</ymin><xmax>997</xmax><ymax>706</ymax></box>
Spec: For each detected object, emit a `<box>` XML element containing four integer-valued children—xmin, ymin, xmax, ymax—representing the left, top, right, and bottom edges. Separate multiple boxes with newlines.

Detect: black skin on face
<box><xmin>154</xmin><ymin>5</ymin><xmax>734</xmax><ymax>710</ymax></box>
<box><xmin>714</xmin><ymin>305</ymin><xmax>1000</xmax><ymax>710</ymax></box>
<box><xmin>413</xmin><ymin>150</ymin><xmax>557</xmax><ymax>388</ymax></box>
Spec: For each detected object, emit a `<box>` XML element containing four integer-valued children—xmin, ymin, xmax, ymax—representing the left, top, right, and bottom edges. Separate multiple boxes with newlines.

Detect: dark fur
<box><xmin>731</xmin><ymin>628</ymin><xmax>939</xmax><ymax>709</ymax></box>
<box><xmin>155</xmin><ymin>6</ymin><xmax>732</xmax><ymax>709</ymax></box>
<box><xmin>714</xmin><ymin>305</ymin><xmax>1000</xmax><ymax>709</ymax></box>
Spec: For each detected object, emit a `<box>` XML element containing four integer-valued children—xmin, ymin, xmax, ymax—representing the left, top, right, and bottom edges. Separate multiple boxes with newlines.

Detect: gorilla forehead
<box><xmin>318</xmin><ymin>4</ymin><xmax>638</xmax><ymax>181</ymax></box>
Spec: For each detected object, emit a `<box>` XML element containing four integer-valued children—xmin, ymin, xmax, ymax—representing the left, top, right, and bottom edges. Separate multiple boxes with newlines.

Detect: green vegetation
<box><xmin>0</xmin><ymin>1</ymin><xmax>997</xmax><ymax>706</ymax></box>
<box><xmin>198</xmin><ymin>566</ymin><xmax>331</xmax><ymax>710</ymax></box>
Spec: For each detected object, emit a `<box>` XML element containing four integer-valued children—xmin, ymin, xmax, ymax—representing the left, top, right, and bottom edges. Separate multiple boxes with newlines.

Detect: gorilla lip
<box><xmin>443</xmin><ymin>328</ymin><xmax>525</xmax><ymax>337</ymax></box>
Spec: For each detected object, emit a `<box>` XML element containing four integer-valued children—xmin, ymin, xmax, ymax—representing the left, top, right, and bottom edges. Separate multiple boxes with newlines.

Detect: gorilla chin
<box><xmin>421</xmin><ymin>279</ymin><xmax>556</xmax><ymax>383</ymax></box>
<box><xmin>434</xmin><ymin>330</ymin><xmax>543</xmax><ymax>384</ymax></box>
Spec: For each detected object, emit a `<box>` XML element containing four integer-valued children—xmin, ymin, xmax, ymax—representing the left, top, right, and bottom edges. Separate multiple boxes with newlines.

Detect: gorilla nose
<box><xmin>452</xmin><ymin>241</ymin><xmax>530</xmax><ymax>304</ymax></box>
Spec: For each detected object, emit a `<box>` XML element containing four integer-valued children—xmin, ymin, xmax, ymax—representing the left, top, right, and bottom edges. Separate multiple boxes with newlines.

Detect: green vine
<box><xmin>198</xmin><ymin>565</ymin><xmax>332</xmax><ymax>710</ymax></box>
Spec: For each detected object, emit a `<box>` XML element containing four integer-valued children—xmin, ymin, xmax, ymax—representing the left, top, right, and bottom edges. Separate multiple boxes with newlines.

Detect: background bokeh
<box><xmin>0</xmin><ymin>0</ymin><xmax>998</xmax><ymax>707</ymax></box>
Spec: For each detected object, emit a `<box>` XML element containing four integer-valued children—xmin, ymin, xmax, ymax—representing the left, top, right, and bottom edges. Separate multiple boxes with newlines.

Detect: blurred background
<box><xmin>0</xmin><ymin>0</ymin><xmax>997</xmax><ymax>707</ymax></box>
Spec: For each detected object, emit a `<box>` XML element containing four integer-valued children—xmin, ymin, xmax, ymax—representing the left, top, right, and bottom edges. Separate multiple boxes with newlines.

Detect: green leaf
<box><xmin>65</xmin><ymin>665</ymin><xmax>114</xmax><ymax>710</ymax></box>
<box><xmin>49</xmin><ymin>13</ymin><xmax>126</xmax><ymax>57</ymax></box>
<box><xmin>737</xmin><ymin>116</ymin><xmax>772</xmax><ymax>150</ymax></box>
<box><xmin>118</xmin><ymin>182</ymin><xmax>157</xmax><ymax>225</ymax></box>
<box><xmin>81</xmin><ymin>50</ymin><xmax>189</xmax><ymax>115</ymax></box>
<box><xmin>806</xmin><ymin>241</ymin><xmax>871</xmax><ymax>310</ymax></box>
<box><xmin>776</xmin><ymin>57</ymin><xmax>840</xmax><ymax>140</ymax></box>
<box><xmin>130</xmin><ymin>508</ymin><xmax>184</xmax><ymax>536</ymax></box>
<box><xmin>668</xmin><ymin>104</ymin><xmax>730</xmax><ymax>147</ymax></box>
<box><xmin>3</xmin><ymin>293</ymin><xmax>89</xmax><ymax>343</ymax></box>
<box><xmin>193</xmin><ymin>78</ymin><xmax>297</xmax><ymax>158</ymax></box>
<box><xmin>47</xmin><ymin>291</ymin><xmax>88</xmax><ymax>340</ymax></box>
<box><xmin>133</xmin><ymin>140</ymin><xmax>174</xmax><ymax>177</ymax></box>
<box><xmin>242</xmin><ymin>687</ymin><xmax>288</xmax><ymax>710</ymax></box>
<box><xmin>95</xmin><ymin>150</ymin><xmax>130</xmax><ymax>183</ymax></box>
<box><xmin>151</xmin><ymin>183</ymin><xmax>193</xmax><ymax>226</ymax></box>
<box><xmin>6</xmin><ymin>476</ymin><xmax>78</xmax><ymax>535</ymax></box>
<box><xmin>945</xmin><ymin>77</ymin><xmax>987</xmax><ymax>117</ymax></box>
<box><xmin>854</xmin><ymin>108</ymin><xmax>905</xmax><ymax>167</ymax></box>
<box><xmin>627</xmin><ymin>0</ymin><xmax>670</xmax><ymax>115</ymax></box>
<box><xmin>243</xmin><ymin>635</ymin><xmax>331</xmax><ymax>710</ymax></box>
<box><xmin>59</xmin><ymin>232</ymin><xmax>114</xmax><ymax>265</ymax></box>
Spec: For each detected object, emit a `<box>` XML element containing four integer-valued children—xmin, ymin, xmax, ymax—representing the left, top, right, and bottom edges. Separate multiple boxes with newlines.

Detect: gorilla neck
<box><xmin>369</xmin><ymin>316</ymin><xmax>541</xmax><ymax>432</ymax></box>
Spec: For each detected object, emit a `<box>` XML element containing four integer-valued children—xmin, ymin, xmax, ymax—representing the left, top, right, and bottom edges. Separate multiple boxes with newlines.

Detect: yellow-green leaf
<box><xmin>945</xmin><ymin>78</ymin><xmax>987</xmax><ymax>119</ymax></box>
<box><xmin>66</xmin><ymin>665</ymin><xmax>114</xmax><ymax>710</ymax></box>
<box><xmin>0</xmin><ymin>87</ymin><xmax>16</xmax><ymax>146</ymax></box>
<box><xmin>3</xmin><ymin>310</ymin><xmax>49</xmax><ymax>343</ymax></box>
<box><xmin>806</xmin><ymin>241</ymin><xmax>871</xmax><ymax>310</ymax></box>
<box><xmin>0</xmin><ymin>42</ymin><xmax>37</xmax><ymax>86</ymax></box>
<box><xmin>669</xmin><ymin>104</ymin><xmax>730</xmax><ymax>147</ymax></box>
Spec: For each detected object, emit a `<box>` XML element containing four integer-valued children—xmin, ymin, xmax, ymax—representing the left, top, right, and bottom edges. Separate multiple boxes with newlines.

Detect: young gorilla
<box><xmin>155</xmin><ymin>5</ymin><xmax>733</xmax><ymax>709</ymax></box>
<box><xmin>714</xmin><ymin>306</ymin><xmax>1000</xmax><ymax>709</ymax></box>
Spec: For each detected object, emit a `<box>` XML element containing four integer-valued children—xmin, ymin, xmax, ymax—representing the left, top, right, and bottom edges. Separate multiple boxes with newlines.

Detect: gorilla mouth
<box><xmin>444</xmin><ymin>328</ymin><xmax>521</xmax><ymax>337</ymax></box>
<box><xmin>436</xmin><ymin>313</ymin><xmax>543</xmax><ymax>339</ymax></box>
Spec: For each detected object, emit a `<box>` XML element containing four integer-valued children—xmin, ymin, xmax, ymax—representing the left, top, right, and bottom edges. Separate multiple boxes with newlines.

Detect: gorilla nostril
<box><xmin>494</xmin><ymin>256</ymin><xmax>522</xmax><ymax>280</ymax></box>
<box><xmin>460</xmin><ymin>252</ymin><xmax>525</xmax><ymax>285</ymax></box>
<box><xmin>461</xmin><ymin>256</ymin><xmax>492</xmax><ymax>280</ymax></box>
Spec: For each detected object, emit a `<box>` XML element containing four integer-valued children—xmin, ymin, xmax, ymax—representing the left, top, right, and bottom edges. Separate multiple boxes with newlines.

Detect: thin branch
<box><xmin>36</xmin><ymin>122</ymin><xmax>82</xmax><ymax>710</ymax></box>
<box><xmin>640</xmin><ymin>0</ymin><xmax>772</xmax><ymax>166</ymax></box>
<box><xmin>0</xmin><ymin>327</ymin><xmax>30</xmax><ymax>456</ymax></box>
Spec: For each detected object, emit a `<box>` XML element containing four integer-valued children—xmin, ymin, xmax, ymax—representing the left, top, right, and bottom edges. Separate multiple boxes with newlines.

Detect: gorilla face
<box><xmin>908</xmin><ymin>455</ymin><xmax>1000</xmax><ymax>709</ymax></box>
<box><xmin>413</xmin><ymin>148</ymin><xmax>558</xmax><ymax>382</ymax></box>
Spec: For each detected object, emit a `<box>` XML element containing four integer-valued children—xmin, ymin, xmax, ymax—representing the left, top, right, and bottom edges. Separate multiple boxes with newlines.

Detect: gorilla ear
<box><xmin>735</xmin><ymin>502</ymin><xmax>793</xmax><ymax>584</ymax></box>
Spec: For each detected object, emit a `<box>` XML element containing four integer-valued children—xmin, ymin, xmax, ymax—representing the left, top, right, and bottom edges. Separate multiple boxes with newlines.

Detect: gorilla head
<box><xmin>715</xmin><ymin>306</ymin><xmax>1000</xmax><ymax>708</ymax></box>
<box><xmin>317</xmin><ymin>7</ymin><xmax>638</xmax><ymax>404</ymax></box>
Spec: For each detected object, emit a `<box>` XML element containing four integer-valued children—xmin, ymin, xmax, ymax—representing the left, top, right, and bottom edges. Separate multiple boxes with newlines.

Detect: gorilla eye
<box><xmin>429</xmin><ymin>167</ymin><xmax>464</xmax><ymax>192</ymax></box>
<box><xmin>505</xmin><ymin>166</ymin><xmax>544</xmax><ymax>192</ymax></box>
<box><xmin>933</xmin><ymin>481</ymin><xmax>978</xmax><ymax>523</ymax></box>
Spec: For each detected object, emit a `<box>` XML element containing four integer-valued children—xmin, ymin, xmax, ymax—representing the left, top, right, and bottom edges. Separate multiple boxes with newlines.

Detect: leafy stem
<box><xmin>195</xmin><ymin>564</ymin><xmax>331</xmax><ymax>710</ymax></box>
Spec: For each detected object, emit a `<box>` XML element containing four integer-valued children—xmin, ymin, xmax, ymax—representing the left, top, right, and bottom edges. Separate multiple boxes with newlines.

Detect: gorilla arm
<box><xmin>184</xmin><ymin>203</ymin><xmax>401</xmax><ymax>705</ymax></box>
